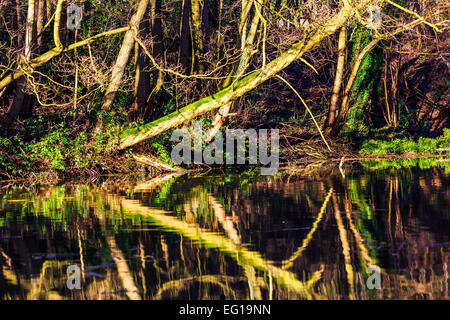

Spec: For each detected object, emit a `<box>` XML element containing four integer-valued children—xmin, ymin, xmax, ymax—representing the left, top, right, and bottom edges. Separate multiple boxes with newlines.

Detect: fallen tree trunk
<box><xmin>118</xmin><ymin>1</ymin><xmax>367</xmax><ymax>150</ymax></box>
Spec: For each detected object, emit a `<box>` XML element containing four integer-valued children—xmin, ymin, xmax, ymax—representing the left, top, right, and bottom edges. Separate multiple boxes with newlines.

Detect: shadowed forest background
<box><xmin>0</xmin><ymin>0</ymin><xmax>449</xmax><ymax>179</ymax></box>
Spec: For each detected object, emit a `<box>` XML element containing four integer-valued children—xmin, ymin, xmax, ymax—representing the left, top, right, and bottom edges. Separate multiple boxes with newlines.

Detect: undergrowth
<box><xmin>359</xmin><ymin>128</ymin><xmax>450</xmax><ymax>156</ymax></box>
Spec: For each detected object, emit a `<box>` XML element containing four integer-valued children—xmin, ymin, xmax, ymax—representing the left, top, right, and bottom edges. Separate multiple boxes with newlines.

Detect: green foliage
<box><xmin>361</xmin><ymin>157</ymin><xmax>450</xmax><ymax>175</ymax></box>
<box><xmin>0</xmin><ymin>110</ymin><xmax>141</xmax><ymax>176</ymax></box>
<box><xmin>360</xmin><ymin>128</ymin><xmax>450</xmax><ymax>156</ymax></box>
<box><xmin>151</xmin><ymin>140</ymin><xmax>174</xmax><ymax>166</ymax></box>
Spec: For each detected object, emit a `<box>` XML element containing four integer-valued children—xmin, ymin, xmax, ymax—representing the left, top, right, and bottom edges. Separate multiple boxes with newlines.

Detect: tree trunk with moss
<box><xmin>341</xmin><ymin>25</ymin><xmax>383</xmax><ymax>138</ymax></box>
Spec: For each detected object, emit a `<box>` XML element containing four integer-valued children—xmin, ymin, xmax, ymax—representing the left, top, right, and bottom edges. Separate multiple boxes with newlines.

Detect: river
<box><xmin>0</xmin><ymin>159</ymin><xmax>449</xmax><ymax>299</ymax></box>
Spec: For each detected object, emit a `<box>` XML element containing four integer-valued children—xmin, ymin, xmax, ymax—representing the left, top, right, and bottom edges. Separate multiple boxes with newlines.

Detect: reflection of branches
<box><xmin>282</xmin><ymin>188</ymin><xmax>333</xmax><ymax>269</ymax></box>
<box><xmin>332</xmin><ymin>193</ymin><xmax>355</xmax><ymax>300</ymax></box>
<box><xmin>0</xmin><ymin>246</ymin><xmax>12</xmax><ymax>268</ymax></box>
<box><xmin>2</xmin><ymin>265</ymin><xmax>19</xmax><ymax>287</ymax></box>
<box><xmin>344</xmin><ymin>198</ymin><xmax>377</xmax><ymax>270</ymax></box>
<box><xmin>154</xmin><ymin>275</ymin><xmax>243</xmax><ymax>300</ymax></box>
<box><xmin>133</xmin><ymin>173</ymin><xmax>185</xmax><ymax>192</ymax></box>
<box><xmin>117</xmin><ymin>197</ymin><xmax>324</xmax><ymax>299</ymax></box>
<box><xmin>208</xmin><ymin>195</ymin><xmax>241</xmax><ymax>245</ymax></box>
<box><xmin>106</xmin><ymin>235</ymin><xmax>141</xmax><ymax>300</ymax></box>
<box><xmin>245</xmin><ymin>265</ymin><xmax>262</xmax><ymax>300</ymax></box>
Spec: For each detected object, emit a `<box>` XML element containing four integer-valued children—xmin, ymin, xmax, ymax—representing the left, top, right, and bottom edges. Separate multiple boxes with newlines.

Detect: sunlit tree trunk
<box><xmin>325</xmin><ymin>26</ymin><xmax>346</xmax><ymax>134</ymax></box>
<box><xmin>36</xmin><ymin>0</ymin><xmax>45</xmax><ymax>48</ymax></box>
<box><xmin>215</xmin><ymin>0</ymin><xmax>224</xmax><ymax>60</ymax></box>
<box><xmin>150</xmin><ymin>0</ymin><xmax>163</xmax><ymax>93</ymax></box>
<box><xmin>101</xmin><ymin>0</ymin><xmax>150</xmax><ymax>111</ymax></box>
<box><xmin>46</xmin><ymin>0</ymin><xmax>51</xmax><ymax>20</ymax></box>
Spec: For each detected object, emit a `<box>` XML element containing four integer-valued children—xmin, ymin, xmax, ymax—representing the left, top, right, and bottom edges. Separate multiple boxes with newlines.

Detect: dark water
<box><xmin>0</xmin><ymin>160</ymin><xmax>449</xmax><ymax>300</ymax></box>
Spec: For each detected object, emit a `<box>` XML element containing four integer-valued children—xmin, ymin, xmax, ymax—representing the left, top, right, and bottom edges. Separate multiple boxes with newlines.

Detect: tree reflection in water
<box><xmin>0</xmin><ymin>161</ymin><xmax>449</xmax><ymax>300</ymax></box>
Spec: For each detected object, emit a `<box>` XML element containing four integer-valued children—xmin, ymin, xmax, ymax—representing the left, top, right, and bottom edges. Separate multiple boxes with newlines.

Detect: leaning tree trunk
<box><xmin>101</xmin><ymin>0</ymin><xmax>150</xmax><ymax>111</ymax></box>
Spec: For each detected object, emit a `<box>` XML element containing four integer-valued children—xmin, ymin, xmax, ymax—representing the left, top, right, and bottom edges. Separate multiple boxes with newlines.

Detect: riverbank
<box><xmin>2</xmin><ymin>155</ymin><xmax>449</xmax><ymax>187</ymax></box>
<box><xmin>1</xmin><ymin>112</ymin><xmax>449</xmax><ymax>183</ymax></box>
<box><xmin>1</xmin><ymin>161</ymin><xmax>449</xmax><ymax>300</ymax></box>
<box><xmin>1</xmin><ymin>135</ymin><xmax>449</xmax><ymax>184</ymax></box>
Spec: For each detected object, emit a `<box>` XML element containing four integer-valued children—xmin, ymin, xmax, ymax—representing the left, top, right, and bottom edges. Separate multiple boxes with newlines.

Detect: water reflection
<box><xmin>0</xmin><ymin>162</ymin><xmax>449</xmax><ymax>300</ymax></box>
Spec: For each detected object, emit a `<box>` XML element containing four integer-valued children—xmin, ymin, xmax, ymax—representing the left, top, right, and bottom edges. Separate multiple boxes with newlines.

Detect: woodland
<box><xmin>0</xmin><ymin>0</ymin><xmax>448</xmax><ymax>178</ymax></box>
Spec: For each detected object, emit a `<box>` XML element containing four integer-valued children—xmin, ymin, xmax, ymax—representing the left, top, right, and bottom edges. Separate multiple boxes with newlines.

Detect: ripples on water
<box><xmin>0</xmin><ymin>161</ymin><xmax>449</xmax><ymax>300</ymax></box>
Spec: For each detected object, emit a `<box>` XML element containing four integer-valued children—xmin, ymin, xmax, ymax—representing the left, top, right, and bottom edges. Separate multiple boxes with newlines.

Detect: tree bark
<box><xmin>331</xmin><ymin>18</ymin><xmax>423</xmax><ymax>135</ymax></box>
<box><xmin>179</xmin><ymin>0</ymin><xmax>191</xmax><ymax>73</ymax></box>
<box><xmin>130</xmin><ymin>0</ymin><xmax>164</xmax><ymax>120</ymax></box>
<box><xmin>205</xmin><ymin>0</ymin><xmax>261</xmax><ymax>142</ymax></box>
<box><xmin>325</xmin><ymin>26</ymin><xmax>346</xmax><ymax>133</ymax></box>
<box><xmin>36</xmin><ymin>0</ymin><xmax>45</xmax><ymax>49</ymax></box>
<box><xmin>101</xmin><ymin>0</ymin><xmax>150</xmax><ymax>111</ymax></box>
<box><xmin>191</xmin><ymin>0</ymin><xmax>205</xmax><ymax>73</ymax></box>
<box><xmin>130</xmin><ymin>11</ymin><xmax>151</xmax><ymax>120</ymax></box>
<box><xmin>150</xmin><ymin>0</ymin><xmax>163</xmax><ymax>92</ymax></box>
